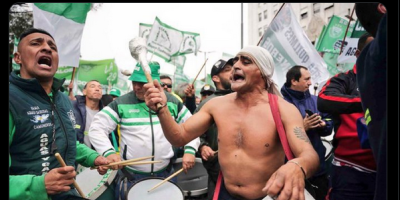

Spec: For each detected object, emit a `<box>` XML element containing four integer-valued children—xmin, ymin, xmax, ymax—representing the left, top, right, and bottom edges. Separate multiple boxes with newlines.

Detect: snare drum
<box><xmin>75</xmin><ymin>165</ymin><xmax>117</xmax><ymax>200</ymax></box>
<box><xmin>127</xmin><ymin>177</ymin><xmax>184</xmax><ymax>200</ymax></box>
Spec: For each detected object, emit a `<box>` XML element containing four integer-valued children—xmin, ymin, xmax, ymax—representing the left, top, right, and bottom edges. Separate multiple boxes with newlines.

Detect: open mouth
<box><xmin>38</xmin><ymin>56</ymin><xmax>52</xmax><ymax>67</ymax></box>
<box><xmin>232</xmin><ymin>73</ymin><xmax>245</xmax><ymax>82</ymax></box>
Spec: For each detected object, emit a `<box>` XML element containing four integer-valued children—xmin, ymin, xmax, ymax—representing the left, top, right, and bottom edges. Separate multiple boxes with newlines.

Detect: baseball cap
<box><xmin>200</xmin><ymin>84</ymin><xmax>215</xmax><ymax>95</ymax></box>
<box><xmin>210</xmin><ymin>58</ymin><xmax>234</xmax><ymax>77</ymax></box>
<box><xmin>109</xmin><ymin>88</ymin><xmax>121</xmax><ymax>97</ymax></box>
<box><xmin>129</xmin><ymin>62</ymin><xmax>161</xmax><ymax>83</ymax></box>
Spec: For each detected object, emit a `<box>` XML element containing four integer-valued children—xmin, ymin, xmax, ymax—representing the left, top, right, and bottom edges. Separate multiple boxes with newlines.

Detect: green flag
<box><xmin>76</xmin><ymin>59</ymin><xmax>119</xmax><ymax>91</ymax></box>
<box><xmin>316</xmin><ymin>15</ymin><xmax>354</xmax><ymax>53</ymax></box>
<box><xmin>351</xmin><ymin>20</ymin><xmax>367</xmax><ymax>38</ymax></box>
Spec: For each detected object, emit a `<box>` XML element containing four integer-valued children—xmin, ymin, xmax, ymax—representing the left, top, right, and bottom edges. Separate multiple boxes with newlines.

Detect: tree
<box><xmin>9</xmin><ymin>3</ymin><xmax>33</xmax><ymax>73</ymax></box>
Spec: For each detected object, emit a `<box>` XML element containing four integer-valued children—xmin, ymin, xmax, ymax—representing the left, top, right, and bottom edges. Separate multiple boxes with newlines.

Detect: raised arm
<box><xmin>144</xmin><ymin>80</ymin><xmax>214</xmax><ymax>147</ymax></box>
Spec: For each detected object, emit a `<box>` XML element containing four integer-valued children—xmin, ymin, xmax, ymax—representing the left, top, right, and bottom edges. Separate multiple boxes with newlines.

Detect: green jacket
<box><xmin>9</xmin><ymin>71</ymin><xmax>100</xmax><ymax>200</ymax></box>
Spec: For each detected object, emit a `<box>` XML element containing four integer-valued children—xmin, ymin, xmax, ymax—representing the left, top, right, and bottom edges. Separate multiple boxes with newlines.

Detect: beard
<box><xmin>221</xmin><ymin>78</ymin><xmax>231</xmax><ymax>90</ymax></box>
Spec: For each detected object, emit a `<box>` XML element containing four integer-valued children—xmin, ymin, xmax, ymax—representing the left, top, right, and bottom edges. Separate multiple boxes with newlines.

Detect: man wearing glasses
<box><xmin>160</xmin><ymin>75</ymin><xmax>183</xmax><ymax>102</ymax></box>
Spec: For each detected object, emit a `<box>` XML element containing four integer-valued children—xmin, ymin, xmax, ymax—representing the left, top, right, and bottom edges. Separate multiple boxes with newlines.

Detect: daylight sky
<box><xmin>79</xmin><ymin>3</ymin><xmax>249</xmax><ymax>80</ymax></box>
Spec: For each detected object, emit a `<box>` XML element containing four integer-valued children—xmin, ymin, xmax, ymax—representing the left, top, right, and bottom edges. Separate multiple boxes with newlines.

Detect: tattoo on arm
<box><xmin>293</xmin><ymin>127</ymin><xmax>310</xmax><ymax>143</ymax></box>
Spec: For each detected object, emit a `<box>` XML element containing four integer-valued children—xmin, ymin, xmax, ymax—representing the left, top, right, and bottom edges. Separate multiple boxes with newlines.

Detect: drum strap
<box><xmin>212</xmin><ymin>171</ymin><xmax>223</xmax><ymax>200</ymax></box>
<box><xmin>121</xmin><ymin>168</ymin><xmax>135</xmax><ymax>181</ymax></box>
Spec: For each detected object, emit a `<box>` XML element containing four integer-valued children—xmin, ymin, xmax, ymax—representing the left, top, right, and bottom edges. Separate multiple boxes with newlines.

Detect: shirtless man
<box><xmin>144</xmin><ymin>45</ymin><xmax>319</xmax><ymax>200</ymax></box>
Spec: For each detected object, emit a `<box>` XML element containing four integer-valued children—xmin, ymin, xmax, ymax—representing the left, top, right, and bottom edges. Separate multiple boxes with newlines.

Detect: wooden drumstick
<box><xmin>91</xmin><ymin>160</ymin><xmax>162</xmax><ymax>170</ymax></box>
<box><xmin>90</xmin><ymin>155</ymin><xmax>155</xmax><ymax>169</ymax></box>
<box><xmin>148</xmin><ymin>168</ymin><xmax>184</xmax><ymax>192</ymax></box>
<box><xmin>54</xmin><ymin>153</ymin><xmax>86</xmax><ymax>198</ymax></box>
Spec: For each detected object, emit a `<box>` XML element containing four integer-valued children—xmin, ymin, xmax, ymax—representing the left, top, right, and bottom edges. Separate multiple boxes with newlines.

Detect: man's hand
<box><xmin>44</xmin><ymin>166</ymin><xmax>76</xmax><ymax>195</ymax></box>
<box><xmin>200</xmin><ymin>145</ymin><xmax>217</xmax><ymax>161</ymax></box>
<box><xmin>184</xmin><ymin>84</ymin><xmax>195</xmax><ymax>98</ymax></box>
<box><xmin>303</xmin><ymin>113</ymin><xmax>321</xmax><ymax>131</ymax></box>
<box><xmin>106</xmin><ymin>154</ymin><xmax>122</xmax><ymax>170</ymax></box>
<box><xmin>262</xmin><ymin>160</ymin><xmax>306</xmax><ymax>200</ymax></box>
<box><xmin>182</xmin><ymin>153</ymin><xmax>196</xmax><ymax>173</ymax></box>
<box><xmin>144</xmin><ymin>80</ymin><xmax>167</xmax><ymax>112</ymax></box>
<box><xmin>94</xmin><ymin>156</ymin><xmax>110</xmax><ymax>175</ymax></box>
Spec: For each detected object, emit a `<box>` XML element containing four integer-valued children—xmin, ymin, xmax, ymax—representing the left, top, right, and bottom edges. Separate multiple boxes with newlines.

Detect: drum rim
<box><xmin>321</xmin><ymin>139</ymin><xmax>333</xmax><ymax>161</ymax></box>
<box><xmin>126</xmin><ymin>177</ymin><xmax>185</xmax><ymax>199</ymax></box>
<box><xmin>76</xmin><ymin>166</ymin><xmax>117</xmax><ymax>199</ymax></box>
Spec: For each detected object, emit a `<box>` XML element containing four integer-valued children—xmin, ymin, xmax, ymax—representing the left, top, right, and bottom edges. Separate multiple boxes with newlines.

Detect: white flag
<box><xmin>259</xmin><ymin>3</ymin><xmax>330</xmax><ymax>89</ymax></box>
<box><xmin>33</xmin><ymin>3</ymin><xmax>91</xmax><ymax>67</ymax></box>
<box><xmin>146</xmin><ymin>17</ymin><xmax>183</xmax><ymax>62</ymax></box>
<box><xmin>178</xmin><ymin>31</ymin><xmax>201</xmax><ymax>56</ymax></box>
<box><xmin>139</xmin><ymin>23</ymin><xmax>152</xmax><ymax>42</ymax></box>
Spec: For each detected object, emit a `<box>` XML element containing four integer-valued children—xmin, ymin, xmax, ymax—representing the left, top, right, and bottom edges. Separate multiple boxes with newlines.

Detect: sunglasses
<box><xmin>161</xmin><ymin>83</ymin><xmax>172</xmax><ymax>88</ymax></box>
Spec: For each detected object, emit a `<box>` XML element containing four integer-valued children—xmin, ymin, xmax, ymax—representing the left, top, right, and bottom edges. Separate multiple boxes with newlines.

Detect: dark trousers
<box><xmin>328</xmin><ymin>165</ymin><xmax>376</xmax><ymax>200</ymax></box>
<box><xmin>308</xmin><ymin>173</ymin><xmax>329</xmax><ymax>200</ymax></box>
<box><xmin>215</xmin><ymin>172</ymin><xmax>264</xmax><ymax>200</ymax></box>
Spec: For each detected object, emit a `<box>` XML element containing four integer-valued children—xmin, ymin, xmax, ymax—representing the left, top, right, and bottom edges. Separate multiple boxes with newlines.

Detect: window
<box><xmin>258</xmin><ymin>27</ymin><xmax>263</xmax><ymax>37</ymax></box>
<box><xmin>264</xmin><ymin>10</ymin><xmax>268</xmax><ymax>19</ymax></box>
<box><xmin>264</xmin><ymin>24</ymin><xmax>269</xmax><ymax>30</ymax></box>
<box><xmin>258</xmin><ymin>13</ymin><xmax>262</xmax><ymax>22</ymax></box>
<box><xmin>313</xmin><ymin>3</ymin><xmax>320</xmax><ymax>13</ymax></box>
<box><xmin>325</xmin><ymin>3</ymin><xmax>334</xmax><ymax>10</ymax></box>
<box><xmin>301</xmin><ymin>12</ymin><xmax>308</xmax><ymax>20</ymax></box>
<box><xmin>274</xmin><ymin>9</ymin><xmax>277</xmax><ymax>15</ymax></box>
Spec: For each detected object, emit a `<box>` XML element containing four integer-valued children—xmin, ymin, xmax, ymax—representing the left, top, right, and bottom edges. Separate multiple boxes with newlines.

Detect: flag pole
<box><xmin>257</xmin><ymin>3</ymin><xmax>286</xmax><ymax>46</ymax></box>
<box><xmin>192</xmin><ymin>58</ymin><xmax>208</xmax><ymax>85</ymax></box>
<box><xmin>68</xmin><ymin>67</ymin><xmax>76</xmax><ymax>96</ymax></box>
<box><xmin>339</xmin><ymin>4</ymin><xmax>355</xmax><ymax>55</ymax></box>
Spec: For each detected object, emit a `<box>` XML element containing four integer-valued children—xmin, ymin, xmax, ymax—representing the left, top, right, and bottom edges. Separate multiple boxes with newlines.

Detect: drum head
<box><xmin>127</xmin><ymin>177</ymin><xmax>184</xmax><ymax>200</ymax></box>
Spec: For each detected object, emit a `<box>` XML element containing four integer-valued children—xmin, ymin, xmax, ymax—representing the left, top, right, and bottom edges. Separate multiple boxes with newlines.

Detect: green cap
<box><xmin>129</xmin><ymin>62</ymin><xmax>161</xmax><ymax>83</ymax></box>
<box><xmin>109</xmin><ymin>88</ymin><xmax>121</xmax><ymax>97</ymax></box>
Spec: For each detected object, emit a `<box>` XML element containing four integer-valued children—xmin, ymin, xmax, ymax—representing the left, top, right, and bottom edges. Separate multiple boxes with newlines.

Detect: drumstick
<box><xmin>91</xmin><ymin>160</ymin><xmax>161</xmax><ymax>170</ymax></box>
<box><xmin>90</xmin><ymin>155</ymin><xmax>154</xmax><ymax>169</ymax></box>
<box><xmin>118</xmin><ymin>160</ymin><xmax>162</xmax><ymax>166</ymax></box>
<box><xmin>148</xmin><ymin>168</ymin><xmax>184</xmax><ymax>192</ymax></box>
<box><xmin>214</xmin><ymin>150</ymin><xmax>218</xmax><ymax>155</ymax></box>
<box><xmin>105</xmin><ymin>155</ymin><xmax>155</xmax><ymax>166</ymax></box>
<box><xmin>54</xmin><ymin>153</ymin><xmax>86</xmax><ymax>198</ymax></box>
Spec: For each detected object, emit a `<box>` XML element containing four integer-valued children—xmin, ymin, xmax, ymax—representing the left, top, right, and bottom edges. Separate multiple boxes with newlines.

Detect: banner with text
<box><xmin>337</xmin><ymin>37</ymin><xmax>358</xmax><ymax>64</ymax></box>
<box><xmin>259</xmin><ymin>3</ymin><xmax>330</xmax><ymax>89</ymax></box>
